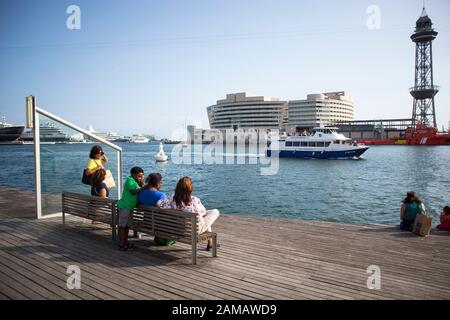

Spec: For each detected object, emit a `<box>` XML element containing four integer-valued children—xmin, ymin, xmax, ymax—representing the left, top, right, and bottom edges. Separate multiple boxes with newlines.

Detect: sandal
<box><xmin>126</xmin><ymin>243</ymin><xmax>136</xmax><ymax>251</ymax></box>
<box><xmin>118</xmin><ymin>243</ymin><xmax>136</xmax><ymax>251</ymax></box>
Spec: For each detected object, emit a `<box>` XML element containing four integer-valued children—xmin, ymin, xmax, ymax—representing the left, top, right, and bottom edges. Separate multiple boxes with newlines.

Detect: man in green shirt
<box><xmin>117</xmin><ymin>167</ymin><xmax>146</xmax><ymax>250</ymax></box>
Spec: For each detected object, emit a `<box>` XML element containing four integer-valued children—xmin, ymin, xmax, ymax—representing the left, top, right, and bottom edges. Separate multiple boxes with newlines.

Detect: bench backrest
<box><xmin>62</xmin><ymin>192</ymin><xmax>200</xmax><ymax>242</ymax></box>
<box><xmin>134</xmin><ymin>205</ymin><xmax>199</xmax><ymax>242</ymax></box>
<box><xmin>62</xmin><ymin>191</ymin><xmax>117</xmax><ymax>224</ymax></box>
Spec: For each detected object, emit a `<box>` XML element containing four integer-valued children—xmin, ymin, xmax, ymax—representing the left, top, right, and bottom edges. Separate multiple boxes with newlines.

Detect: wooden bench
<box><xmin>62</xmin><ymin>192</ymin><xmax>218</xmax><ymax>264</ymax></box>
<box><xmin>62</xmin><ymin>191</ymin><xmax>117</xmax><ymax>240</ymax></box>
<box><xmin>133</xmin><ymin>205</ymin><xmax>217</xmax><ymax>264</ymax></box>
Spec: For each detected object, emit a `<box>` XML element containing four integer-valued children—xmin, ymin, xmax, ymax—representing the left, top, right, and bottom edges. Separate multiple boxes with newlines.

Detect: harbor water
<box><xmin>0</xmin><ymin>143</ymin><xmax>449</xmax><ymax>225</ymax></box>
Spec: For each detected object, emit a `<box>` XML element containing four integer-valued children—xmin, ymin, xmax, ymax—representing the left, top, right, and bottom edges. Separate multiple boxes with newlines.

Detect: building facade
<box><xmin>287</xmin><ymin>91</ymin><xmax>354</xmax><ymax>131</ymax></box>
<box><xmin>207</xmin><ymin>93</ymin><xmax>288</xmax><ymax>130</ymax></box>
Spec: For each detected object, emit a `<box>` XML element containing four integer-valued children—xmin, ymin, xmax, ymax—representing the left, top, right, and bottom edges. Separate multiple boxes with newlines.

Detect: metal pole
<box><xmin>33</xmin><ymin>104</ymin><xmax>42</xmax><ymax>219</ymax></box>
<box><xmin>117</xmin><ymin>150</ymin><xmax>122</xmax><ymax>199</ymax></box>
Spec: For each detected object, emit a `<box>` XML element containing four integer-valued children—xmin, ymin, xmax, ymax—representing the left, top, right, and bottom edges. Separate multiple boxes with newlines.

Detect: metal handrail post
<box><xmin>27</xmin><ymin>97</ymin><xmax>123</xmax><ymax>219</ymax></box>
<box><xmin>33</xmin><ymin>104</ymin><xmax>41</xmax><ymax>219</ymax></box>
<box><xmin>117</xmin><ymin>149</ymin><xmax>122</xmax><ymax>199</ymax></box>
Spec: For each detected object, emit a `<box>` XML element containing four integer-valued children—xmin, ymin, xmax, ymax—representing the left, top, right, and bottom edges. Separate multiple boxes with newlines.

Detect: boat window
<box><xmin>301</xmin><ymin>142</ymin><xmax>308</xmax><ymax>147</ymax></box>
<box><xmin>286</xmin><ymin>141</ymin><xmax>293</xmax><ymax>147</ymax></box>
<box><xmin>308</xmin><ymin>142</ymin><xmax>316</xmax><ymax>147</ymax></box>
<box><xmin>293</xmin><ymin>141</ymin><xmax>300</xmax><ymax>147</ymax></box>
<box><xmin>324</xmin><ymin>142</ymin><xmax>331</xmax><ymax>147</ymax></box>
<box><xmin>316</xmin><ymin>142</ymin><xmax>325</xmax><ymax>147</ymax></box>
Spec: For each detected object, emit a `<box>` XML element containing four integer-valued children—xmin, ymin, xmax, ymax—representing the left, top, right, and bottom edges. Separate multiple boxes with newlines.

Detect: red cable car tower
<box><xmin>410</xmin><ymin>6</ymin><xmax>438</xmax><ymax>128</ymax></box>
<box><xmin>406</xmin><ymin>6</ymin><xmax>450</xmax><ymax>145</ymax></box>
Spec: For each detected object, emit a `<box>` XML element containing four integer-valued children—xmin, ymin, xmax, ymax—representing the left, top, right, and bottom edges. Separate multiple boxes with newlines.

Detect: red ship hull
<box><xmin>356</xmin><ymin>125</ymin><xmax>450</xmax><ymax>145</ymax></box>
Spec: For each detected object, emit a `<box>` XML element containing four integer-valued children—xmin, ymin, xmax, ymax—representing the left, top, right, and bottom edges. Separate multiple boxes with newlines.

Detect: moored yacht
<box><xmin>0</xmin><ymin>117</ymin><xmax>25</xmax><ymax>142</ymax></box>
<box><xmin>266</xmin><ymin>126</ymin><xmax>369</xmax><ymax>159</ymax></box>
<box><xmin>130</xmin><ymin>134</ymin><xmax>150</xmax><ymax>143</ymax></box>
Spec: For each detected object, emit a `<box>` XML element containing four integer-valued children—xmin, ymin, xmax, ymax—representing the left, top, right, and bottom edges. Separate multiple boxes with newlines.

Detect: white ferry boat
<box><xmin>266</xmin><ymin>126</ymin><xmax>369</xmax><ymax>159</ymax></box>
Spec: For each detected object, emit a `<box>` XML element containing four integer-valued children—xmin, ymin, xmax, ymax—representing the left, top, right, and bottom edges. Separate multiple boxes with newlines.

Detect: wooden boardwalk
<box><xmin>1</xmin><ymin>212</ymin><xmax>449</xmax><ymax>300</ymax></box>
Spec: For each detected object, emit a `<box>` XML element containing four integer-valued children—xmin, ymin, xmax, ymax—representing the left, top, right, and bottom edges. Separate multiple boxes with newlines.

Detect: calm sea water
<box><xmin>0</xmin><ymin>143</ymin><xmax>449</xmax><ymax>225</ymax></box>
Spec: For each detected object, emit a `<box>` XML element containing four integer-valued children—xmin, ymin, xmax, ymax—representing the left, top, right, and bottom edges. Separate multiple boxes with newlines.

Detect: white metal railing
<box><xmin>26</xmin><ymin>95</ymin><xmax>123</xmax><ymax>219</ymax></box>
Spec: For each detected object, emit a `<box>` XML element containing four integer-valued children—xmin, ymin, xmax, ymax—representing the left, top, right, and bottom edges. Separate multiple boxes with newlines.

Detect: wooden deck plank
<box><xmin>3</xmin><ymin>218</ymin><xmax>290</xmax><ymax>300</ymax></box>
<box><xmin>0</xmin><ymin>279</ymin><xmax>28</xmax><ymax>300</ymax></box>
<box><xmin>0</xmin><ymin>225</ymin><xmax>194</xmax><ymax>300</ymax></box>
<box><xmin>0</xmin><ymin>229</ymin><xmax>155</xmax><ymax>300</ymax></box>
<box><xmin>1</xmin><ymin>220</ymin><xmax>248</xmax><ymax>300</ymax></box>
<box><xmin>0</xmin><ymin>261</ymin><xmax>55</xmax><ymax>299</ymax></box>
<box><xmin>0</xmin><ymin>250</ymin><xmax>83</xmax><ymax>300</ymax></box>
<box><xmin>0</xmin><ymin>218</ymin><xmax>442</xmax><ymax>300</ymax></box>
<box><xmin>0</xmin><ymin>235</ymin><xmax>122</xmax><ymax>300</ymax></box>
<box><xmin>28</xmin><ymin>218</ymin><xmax>330</xmax><ymax>299</ymax></box>
<box><xmin>216</xmin><ymin>240</ymin><xmax>450</xmax><ymax>297</ymax></box>
<box><xmin>0</xmin><ymin>291</ymin><xmax>10</xmax><ymax>300</ymax></box>
<box><xmin>1</xmin><ymin>211</ymin><xmax>449</xmax><ymax>300</ymax></box>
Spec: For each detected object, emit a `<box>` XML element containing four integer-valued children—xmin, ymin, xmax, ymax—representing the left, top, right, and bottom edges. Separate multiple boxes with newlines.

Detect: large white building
<box><xmin>206</xmin><ymin>91</ymin><xmax>354</xmax><ymax>132</ymax></box>
<box><xmin>207</xmin><ymin>93</ymin><xmax>288</xmax><ymax>130</ymax></box>
<box><xmin>287</xmin><ymin>91</ymin><xmax>354</xmax><ymax>131</ymax></box>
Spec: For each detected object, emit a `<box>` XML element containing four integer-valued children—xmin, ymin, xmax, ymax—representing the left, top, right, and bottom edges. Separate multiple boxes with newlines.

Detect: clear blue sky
<box><xmin>1</xmin><ymin>0</ymin><xmax>449</xmax><ymax>137</ymax></box>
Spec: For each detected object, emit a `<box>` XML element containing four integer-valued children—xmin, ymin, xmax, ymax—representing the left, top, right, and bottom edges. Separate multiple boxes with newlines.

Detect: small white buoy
<box><xmin>155</xmin><ymin>142</ymin><xmax>168</xmax><ymax>162</ymax></box>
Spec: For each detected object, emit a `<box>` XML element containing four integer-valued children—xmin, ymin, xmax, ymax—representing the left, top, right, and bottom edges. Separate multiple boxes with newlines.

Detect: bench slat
<box><xmin>133</xmin><ymin>211</ymin><xmax>193</xmax><ymax>224</ymax></box>
<box><xmin>138</xmin><ymin>223</ymin><xmax>193</xmax><ymax>237</ymax></box>
<box><xmin>137</xmin><ymin>206</ymin><xmax>197</xmax><ymax>218</ymax></box>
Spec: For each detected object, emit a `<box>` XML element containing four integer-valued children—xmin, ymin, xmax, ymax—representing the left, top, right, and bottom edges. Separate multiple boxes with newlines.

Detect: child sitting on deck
<box><xmin>400</xmin><ymin>191</ymin><xmax>426</xmax><ymax>231</ymax></box>
<box><xmin>437</xmin><ymin>206</ymin><xmax>450</xmax><ymax>231</ymax></box>
<box><xmin>117</xmin><ymin>167</ymin><xmax>146</xmax><ymax>251</ymax></box>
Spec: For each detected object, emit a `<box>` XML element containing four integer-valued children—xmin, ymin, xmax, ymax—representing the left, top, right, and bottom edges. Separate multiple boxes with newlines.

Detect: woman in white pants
<box><xmin>160</xmin><ymin>176</ymin><xmax>220</xmax><ymax>251</ymax></box>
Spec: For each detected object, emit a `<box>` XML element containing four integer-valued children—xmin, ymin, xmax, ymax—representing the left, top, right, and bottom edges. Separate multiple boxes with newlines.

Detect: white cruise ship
<box><xmin>20</xmin><ymin>122</ymin><xmax>71</xmax><ymax>143</ymax></box>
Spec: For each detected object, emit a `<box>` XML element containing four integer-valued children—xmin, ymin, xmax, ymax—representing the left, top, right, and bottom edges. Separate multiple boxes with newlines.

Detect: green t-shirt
<box><xmin>118</xmin><ymin>176</ymin><xmax>140</xmax><ymax>209</ymax></box>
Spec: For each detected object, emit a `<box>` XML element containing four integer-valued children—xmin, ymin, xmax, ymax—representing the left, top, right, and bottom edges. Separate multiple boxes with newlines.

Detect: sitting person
<box><xmin>138</xmin><ymin>173</ymin><xmax>166</xmax><ymax>207</ymax></box>
<box><xmin>160</xmin><ymin>176</ymin><xmax>220</xmax><ymax>251</ymax></box>
<box><xmin>91</xmin><ymin>168</ymin><xmax>109</xmax><ymax>198</ymax></box>
<box><xmin>88</xmin><ymin>168</ymin><xmax>109</xmax><ymax>224</ymax></box>
<box><xmin>437</xmin><ymin>206</ymin><xmax>450</xmax><ymax>231</ymax></box>
<box><xmin>137</xmin><ymin>173</ymin><xmax>173</xmax><ymax>246</ymax></box>
<box><xmin>400</xmin><ymin>191</ymin><xmax>426</xmax><ymax>231</ymax></box>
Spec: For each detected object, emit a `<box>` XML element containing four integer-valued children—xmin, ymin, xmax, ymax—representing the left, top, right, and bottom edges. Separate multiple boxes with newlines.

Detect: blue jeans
<box><xmin>400</xmin><ymin>219</ymin><xmax>414</xmax><ymax>231</ymax></box>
